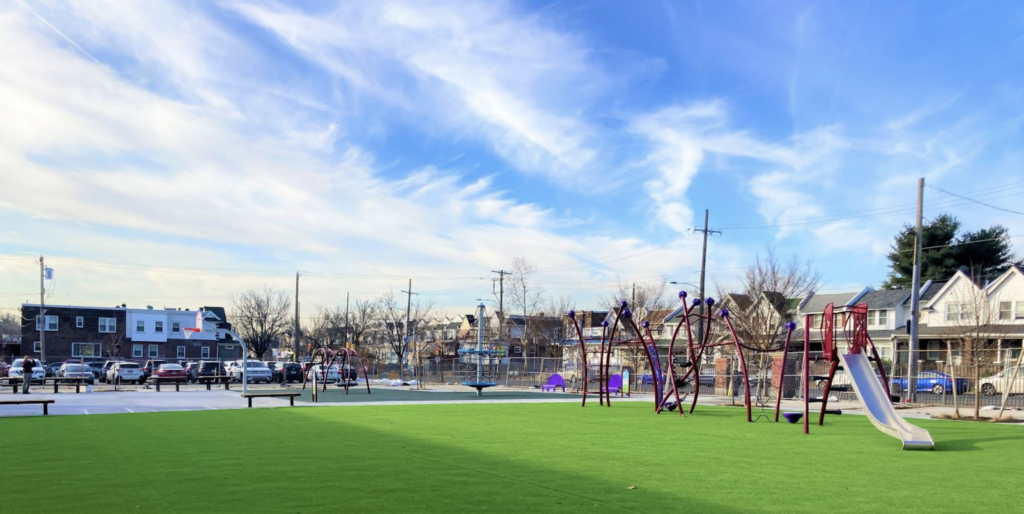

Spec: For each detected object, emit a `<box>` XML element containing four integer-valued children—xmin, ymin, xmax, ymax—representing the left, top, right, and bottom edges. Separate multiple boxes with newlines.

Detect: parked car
<box><xmin>226</xmin><ymin>360</ymin><xmax>273</xmax><ymax>383</ymax></box>
<box><xmin>98</xmin><ymin>360</ymin><xmax>119</xmax><ymax>380</ymax></box>
<box><xmin>269</xmin><ymin>362</ymin><xmax>303</xmax><ymax>383</ymax></box>
<box><xmin>84</xmin><ymin>361</ymin><xmax>105</xmax><ymax>380</ymax></box>
<box><xmin>891</xmin><ymin>371</ymin><xmax>968</xmax><ymax>395</ymax></box>
<box><xmin>108</xmin><ymin>362</ymin><xmax>143</xmax><ymax>384</ymax></box>
<box><xmin>9</xmin><ymin>358</ymin><xmax>47</xmax><ymax>384</ymax></box>
<box><xmin>979</xmin><ymin>367</ymin><xmax>1024</xmax><ymax>396</ymax></box>
<box><xmin>196</xmin><ymin>361</ymin><xmax>222</xmax><ymax>381</ymax></box>
<box><xmin>183</xmin><ymin>362</ymin><xmax>198</xmax><ymax>382</ymax></box>
<box><xmin>0</xmin><ymin>362</ymin><xmax>9</xmax><ymax>377</ymax></box>
<box><xmin>153</xmin><ymin>363</ymin><xmax>187</xmax><ymax>383</ymax></box>
<box><xmin>305</xmin><ymin>364</ymin><xmax>341</xmax><ymax>383</ymax></box>
<box><xmin>141</xmin><ymin>360</ymin><xmax>167</xmax><ymax>383</ymax></box>
<box><xmin>45</xmin><ymin>362</ymin><xmax>59</xmax><ymax>377</ymax></box>
<box><xmin>58</xmin><ymin>363</ymin><xmax>95</xmax><ymax>385</ymax></box>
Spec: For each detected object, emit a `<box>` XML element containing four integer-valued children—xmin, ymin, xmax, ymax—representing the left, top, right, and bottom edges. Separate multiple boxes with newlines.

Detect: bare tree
<box><xmin>348</xmin><ymin>299</ymin><xmax>379</xmax><ymax>347</ymax></box>
<box><xmin>601</xmin><ymin>278</ymin><xmax>670</xmax><ymax>313</ymax></box>
<box><xmin>508</xmin><ymin>257</ymin><xmax>543</xmax><ymax>362</ymax></box>
<box><xmin>376</xmin><ymin>291</ymin><xmax>434</xmax><ymax>382</ymax></box>
<box><xmin>730</xmin><ymin>248</ymin><xmax>820</xmax><ymax>351</ymax></box>
<box><xmin>0</xmin><ymin>312</ymin><xmax>20</xmax><ymax>361</ymax></box>
<box><xmin>101</xmin><ymin>330</ymin><xmax>127</xmax><ymax>359</ymax></box>
<box><xmin>303</xmin><ymin>306</ymin><xmax>347</xmax><ymax>351</ymax></box>
<box><xmin>947</xmin><ymin>284</ymin><xmax>1005</xmax><ymax>420</ymax></box>
<box><xmin>231</xmin><ymin>287</ymin><xmax>292</xmax><ymax>360</ymax></box>
<box><xmin>722</xmin><ymin>248</ymin><xmax>820</xmax><ymax>401</ymax></box>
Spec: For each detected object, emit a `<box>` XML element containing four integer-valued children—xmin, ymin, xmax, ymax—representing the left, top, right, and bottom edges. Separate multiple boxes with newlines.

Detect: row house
<box><xmin>19</xmin><ymin>303</ymin><xmax>238</xmax><ymax>362</ymax></box>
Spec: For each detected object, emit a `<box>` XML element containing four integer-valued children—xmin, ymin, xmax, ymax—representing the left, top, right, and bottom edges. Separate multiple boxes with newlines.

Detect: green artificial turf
<box><xmin>291</xmin><ymin>385</ymin><xmax>583</xmax><ymax>402</ymax></box>
<box><xmin>2</xmin><ymin>403</ymin><xmax>1022</xmax><ymax>513</ymax></box>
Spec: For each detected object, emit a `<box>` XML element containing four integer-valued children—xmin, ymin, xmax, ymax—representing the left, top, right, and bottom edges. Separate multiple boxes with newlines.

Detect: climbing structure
<box><xmin>460</xmin><ymin>302</ymin><xmax>500</xmax><ymax>396</ymax></box>
<box><xmin>301</xmin><ymin>347</ymin><xmax>372</xmax><ymax>402</ymax></box>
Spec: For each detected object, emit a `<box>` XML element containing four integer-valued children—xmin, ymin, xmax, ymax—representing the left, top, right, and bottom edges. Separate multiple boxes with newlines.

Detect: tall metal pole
<box><xmin>491</xmin><ymin>270</ymin><xmax>507</xmax><ymax>342</ymax></box>
<box><xmin>477</xmin><ymin>302</ymin><xmax>485</xmax><ymax>395</ymax></box>
<box><xmin>908</xmin><ymin>178</ymin><xmax>924</xmax><ymax>403</ymax></box>
<box><xmin>345</xmin><ymin>292</ymin><xmax>350</xmax><ymax>347</ymax></box>
<box><xmin>39</xmin><ymin>255</ymin><xmax>46</xmax><ymax>362</ymax></box>
<box><xmin>294</xmin><ymin>272</ymin><xmax>301</xmax><ymax>362</ymax></box>
<box><xmin>693</xmin><ymin>210</ymin><xmax>721</xmax><ymax>346</ymax></box>
<box><xmin>402</xmin><ymin>280</ymin><xmax>417</xmax><ymax>384</ymax></box>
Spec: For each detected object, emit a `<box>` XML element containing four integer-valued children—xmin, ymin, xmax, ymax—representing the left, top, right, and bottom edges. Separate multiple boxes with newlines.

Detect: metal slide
<box><xmin>839</xmin><ymin>352</ymin><xmax>934</xmax><ymax>451</ymax></box>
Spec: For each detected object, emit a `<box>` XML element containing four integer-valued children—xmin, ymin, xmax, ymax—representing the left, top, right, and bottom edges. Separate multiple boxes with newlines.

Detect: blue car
<box><xmin>891</xmin><ymin>371</ymin><xmax>968</xmax><ymax>395</ymax></box>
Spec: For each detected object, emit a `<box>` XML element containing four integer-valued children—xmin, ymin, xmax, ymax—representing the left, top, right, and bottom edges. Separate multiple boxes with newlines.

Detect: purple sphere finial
<box><xmin>567</xmin><ymin>309</ymin><xmax>576</xmax><ymax>319</ymax></box>
<box><xmin>719</xmin><ymin>308</ymin><xmax>729</xmax><ymax>317</ymax></box>
<box><xmin>601</xmin><ymin>320</ymin><xmax>609</xmax><ymax>328</ymax></box>
<box><xmin>620</xmin><ymin>300</ymin><xmax>628</xmax><ymax>309</ymax></box>
<box><xmin>705</xmin><ymin>297</ymin><xmax>715</xmax><ymax>307</ymax></box>
<box><xmin>642</xmin><ymin>320</ymin><xmax>650</xmax><ymax>328</ymax></box>
<box><xmin>691</xmin><ymin>298</ymin><xmax>701</xmax><ymax>306</ymax></box>
<box><xmin>622</xmin><ymin>308</ymin><xmax>632</xmax><ymax>319</ymax></box>
<box><xmin>785</xmin><ymin>321</ymin><xmax>796</xmax><ymax>330</ymax></box>
<box><xmin>678</xmin><ymin>290</ymin><xmax>687</xmax><ymax>299</ymax></box>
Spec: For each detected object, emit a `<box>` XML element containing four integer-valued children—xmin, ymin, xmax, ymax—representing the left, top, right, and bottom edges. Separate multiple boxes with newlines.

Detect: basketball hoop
<box><xmin>183</xmin><ymin>327</ymin><xmax>201</xmax><ymax>339</ymax></box>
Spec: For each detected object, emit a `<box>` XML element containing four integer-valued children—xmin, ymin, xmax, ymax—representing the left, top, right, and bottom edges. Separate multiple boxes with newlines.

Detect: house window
<box><xmin>155</xmin><ymin>321</ymin><xmax>164</xmax><ymax>333</ymax></box>
<box><xmin>812</xmin><ymin>314</ymin><xmax>822</xmax><ymax>328</ymax></box>
<box><xmin>172</xmin><ymin>322</ymin><xmax>180</xmax><ymax>334</ymax></box>
<box><xmin>927</xmin><ymin>341</ymin><xmax>940</xmax><ymax>360</ymax></box>
<box><xmin>76</xmin><ymin>316</ymin><xmax>84</xmax><ymax>328</ymax></box>
<box><xmin>71</xmin><ymin>342</ymin><xmax>101</xmax><ymax>358</ymax></box>
<box><xmin>33</xmin><ymin>341</ymin><xmax>41</xmax><ymax>352</ymax></box>
<box><xmin>35</xmin><ymin>315</ymin><xmax>58</xmax><ymax>331</ymax></box>
<box><xmin>99</xmin><ymin>318</ymin><xmax>116</xmax><ymax>333</ymax></box>
<box><xmin>945</xmin><ymin>304</ymin><xmax>971</xmax><ymax>321</ymax></box>
<box><xmin>872</xmin><ymin>309</ymin><xmax>888</xmax><ymax>325</ymax></box>
<box><xmin>999</xmin><ymin>302</ymin><xmax>1012</xmax><ymax>321</ymax></box>
<box><xmin>133</xmin><ymin>344</ymin><xmax>143</xmax><ymax>358</ymax></box>
<box><xmin>201</xmin><ymin>346</ymin><xmax>211</xmax><ymax>359</ymax></box>
<box><xmin>177</xmin><ymin>346</ymin><xmax>186</xmax><ymax>359</ymax></box>
<box><xmin>1017</xmin><ymin>301</ymin><xmax>1024</xmax><ymax>320</ymax></box>
<box><xmin>136</xmin><ymin>320</ymin><xmax>145</xmax><ymax>332</ymax></box>
<box><xmin>148</xmin><ymin>345</ymin><xmax>158</xmax><ymax>358</ymax></box>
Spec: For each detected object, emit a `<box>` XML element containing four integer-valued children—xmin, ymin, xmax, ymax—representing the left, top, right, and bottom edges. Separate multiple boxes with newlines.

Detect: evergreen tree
<box><xmin>883</xmin><ymin>214</ymin><xmax>1014</xmax><ymax>289</ymax></box>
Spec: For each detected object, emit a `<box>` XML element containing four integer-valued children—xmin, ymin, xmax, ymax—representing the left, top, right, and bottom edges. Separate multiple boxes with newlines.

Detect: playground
<box><xmin>2</xmin><ymin>401</ymin><xmax>1021</xmax><ymax>513</ymax></box>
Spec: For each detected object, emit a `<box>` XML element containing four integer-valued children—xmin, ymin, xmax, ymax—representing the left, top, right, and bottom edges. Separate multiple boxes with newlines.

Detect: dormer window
<box><xmin>868</xmin><ymin>310</ymin><xmax>888</xmax><ymax>327</ymax></box>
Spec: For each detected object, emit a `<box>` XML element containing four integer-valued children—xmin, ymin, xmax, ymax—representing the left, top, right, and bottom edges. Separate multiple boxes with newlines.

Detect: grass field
<box><xmin>3</xmin><ymin>402</ymin><xmax>1022</xmax><ymax>513</ymax></box>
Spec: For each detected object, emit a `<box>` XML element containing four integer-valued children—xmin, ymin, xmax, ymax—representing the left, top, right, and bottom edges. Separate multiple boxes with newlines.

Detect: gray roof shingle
<box><xmin>801</xmin><ymin>292</ymin><xmax>860</xmax><ymax>313</ymax></box>
<box><xmin>858</xmin><ymin>290</ymin><xmax>912</xmax><ymax>309</ymax></box>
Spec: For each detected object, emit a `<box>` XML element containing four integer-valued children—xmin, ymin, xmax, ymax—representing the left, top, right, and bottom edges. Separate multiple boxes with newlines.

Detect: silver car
<box><xmin>57</xmin><ymin>363</ymin><xmax>95</xmax><ymax>384</ymax></box>
<box><xmin>9</xmin><ymin>359</ymin><xmax>46</xmax><ymax>384</ymax></box>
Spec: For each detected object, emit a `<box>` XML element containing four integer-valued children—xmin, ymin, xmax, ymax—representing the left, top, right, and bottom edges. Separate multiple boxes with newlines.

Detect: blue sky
<box><xmin>1</xmin><ymin>0</ymin><xmax>1022</xmax><ymax>315</ymax></box>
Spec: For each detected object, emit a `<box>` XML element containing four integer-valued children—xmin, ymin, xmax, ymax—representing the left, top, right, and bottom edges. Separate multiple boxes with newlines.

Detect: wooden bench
<box><xmin>150</xmin><ymin>376</ymin><xmax>185</xmax><ymax>392</ymax></box>
<box><xmin>0</xmin><ymin>399</ymin><xmax>55</xmax><ymax>415</ymax></box>
<box><xmin>198</xmin><ymin>376</ymin><xmax>233</xmax><ymax>390</ymax></box>
<box><xmin>241</xmin><ymin>391</ymin><xmax>300</xmax><ymax>408</ymax></box>
<box><xmin>47</xmin><ymin>377</ymin><xmax>91</xmax><ymax>393</ymax></box>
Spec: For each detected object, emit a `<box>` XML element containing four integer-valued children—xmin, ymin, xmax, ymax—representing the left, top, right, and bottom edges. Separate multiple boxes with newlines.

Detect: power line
<box><xmin>928</xmin><ymin>185</ymin><xmax>1024</xmax><ymax>216</ymax></box>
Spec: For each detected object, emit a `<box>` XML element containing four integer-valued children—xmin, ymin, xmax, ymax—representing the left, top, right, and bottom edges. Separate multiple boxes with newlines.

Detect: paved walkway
<box><xmin>2</xmin><ymin>383</ymin><xmax>1022</xmax><ymax>421</ymax></box>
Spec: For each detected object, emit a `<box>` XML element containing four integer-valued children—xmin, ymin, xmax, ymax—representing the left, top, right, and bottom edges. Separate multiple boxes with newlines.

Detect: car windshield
<box><xmin>245</xmin><ymin>361</ymin><xmax>266</xmax><ymax>367</ymax></box>
<box><xmin>160</xmin><ymin>364</ymin><xmax>184</xmax><ymax>371</ymax></box>
<box><xmin>119</xmin><ymin>363</ymin><xmax>140</xmax><ymax>369</ymax></box>
<box><xmin>200</xmin><ymin>363</ymin><xmax>219</xmax><ymax>370</ymax></box>
<box><xmin>65</xmin><ymin>365</ymin><xmax>86</xmax><ymax>372</ymax></box>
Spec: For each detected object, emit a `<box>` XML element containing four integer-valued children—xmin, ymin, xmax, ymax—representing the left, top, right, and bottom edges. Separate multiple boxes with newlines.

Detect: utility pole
<box><xmin>631</xmin><ymin>282</ymin><xmax>636</xmax><ymax>307</ymax></box>
<box><xmin>402</xmin><ymin>280</ymin><xmax>418</xmax><ymax>386</ymax></box>
<box><xmin>491</xmin><ymin>270</ymin><xmax>507</xmax><ymax>341</ymax></box>
<box><xmin>692</xmin><ymin>209</ymin><xmax>722</xmax><ymax>346</ymax></box>
<box><xmin>39</xmin><ymin>255</ymin><xmax>46</xmax><ymax>362</ymax></box>
<box><xmin>345</xmin><ymin>292</ymin><xmax>350</xmax><ymax>347</ymax></box>
<box><xmin>294</xmin><ymin>272</ymin><xmax>301</xmax><ymax>362</ymax></box>
<box><xmin>909</xmin><ymin>178</ymin><xmax>925</xmax><ymax>403</ymax></box>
